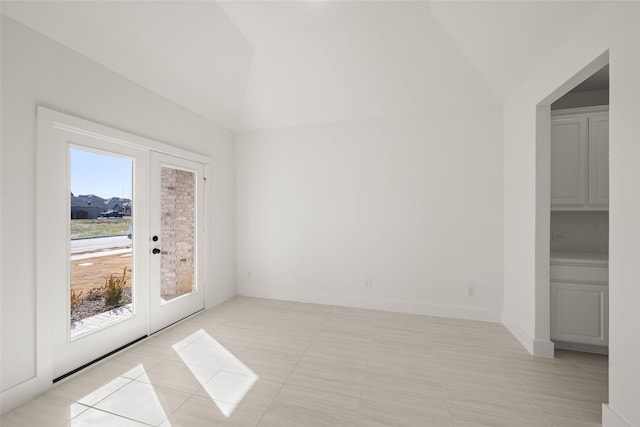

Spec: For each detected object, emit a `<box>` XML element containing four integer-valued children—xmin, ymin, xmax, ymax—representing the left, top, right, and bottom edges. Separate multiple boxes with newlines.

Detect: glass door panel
<box><xmin>160</xmin><ymin>167</ymin><xmax>196</xmax><ymax>301</ymax></box>
<box><xmin>69</xmin><ymin>148</ymin><xmax>134</xmax><ymax>338</ymax></box>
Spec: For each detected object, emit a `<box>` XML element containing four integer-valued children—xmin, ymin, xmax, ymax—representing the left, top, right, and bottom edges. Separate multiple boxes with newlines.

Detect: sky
<box><xmin>71</xmin><ymin>148</ymin><xmax>133</xmax><ymax>200</ymax></box>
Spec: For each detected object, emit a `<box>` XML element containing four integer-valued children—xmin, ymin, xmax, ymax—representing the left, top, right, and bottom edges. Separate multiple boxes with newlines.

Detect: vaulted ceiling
<box><xmin>1</xmin><ymin>1</ymin><xmax>601</xmax><ymax>132</ymax></box>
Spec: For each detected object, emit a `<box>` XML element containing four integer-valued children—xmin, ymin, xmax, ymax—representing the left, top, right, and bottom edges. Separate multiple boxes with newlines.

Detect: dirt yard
<box><xmin>71</xmin><ymin>251</ymin><xmax>133</xmax><ymax>297</ymax></box>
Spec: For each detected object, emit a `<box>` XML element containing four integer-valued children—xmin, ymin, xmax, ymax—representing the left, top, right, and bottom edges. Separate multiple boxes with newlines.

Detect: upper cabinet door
<box><xmin>551</xmin><ymin>116</ymin><xmax>588</xmax><ymax>208</ymax></box>
<box><xmin>588</xmin><ymin>113</ymin><xmax>610</xmax><ymax>208</ymax></box>
<box><xmin>550</xmin><ymin>107</ymin><xmax>609</xmax><ymax>211</ymax></box>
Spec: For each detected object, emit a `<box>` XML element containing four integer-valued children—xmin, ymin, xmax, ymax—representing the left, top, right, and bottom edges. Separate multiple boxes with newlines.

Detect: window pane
<box><xmin>69</xmin><ymin>148</ymin><xmax>133</xmax><ymax>337</ymax></box>
<box><xmin>160</xmin><ymin>166</ymin><xmax>196</xmax><ymax>302</ymax></box>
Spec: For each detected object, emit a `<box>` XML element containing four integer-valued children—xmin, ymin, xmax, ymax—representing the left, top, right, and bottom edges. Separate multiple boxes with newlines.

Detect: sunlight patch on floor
<box><xmin>172</xmin><ymin>329</ymin><xmax>258</xmax><ymax>417</ymax></box>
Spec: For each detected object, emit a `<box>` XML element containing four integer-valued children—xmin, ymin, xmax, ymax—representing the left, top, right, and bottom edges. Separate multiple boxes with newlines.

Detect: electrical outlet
<box><xmin>551</xmin><ymin>232</ymin><xmax>566</xmax><ymax>241</ymax></box>
<box><xmin>467</xmin><ymin>286</ymin><xmax>476</xmax><ymax>297</ymax></box>
<box><xmin>365</xmin><ymin>279</ymin><xmax>372</xmax><ymax>288</ymax></box>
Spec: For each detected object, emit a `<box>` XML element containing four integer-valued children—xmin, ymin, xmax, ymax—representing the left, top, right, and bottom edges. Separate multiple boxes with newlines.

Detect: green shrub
<box><xmin>102</xmin><ymin>267</ymin><xmax>127</xmax><ymax>307</ymax></box>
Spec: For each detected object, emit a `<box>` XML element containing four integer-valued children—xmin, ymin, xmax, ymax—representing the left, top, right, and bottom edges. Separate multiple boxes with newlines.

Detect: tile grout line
<box><xmin>432</xmin><ymin>325</ymin><xmax>457</xmax><ymax>427</ymax></box>
<box><xmin>253</xmin><ymin>301</ymin><xmax>324</xmax><ymax>426</ymax></box>
<box><xmin>353</xmin><ymin>313</ymin><xmax>376</xmax><ymax>427</ymax></box>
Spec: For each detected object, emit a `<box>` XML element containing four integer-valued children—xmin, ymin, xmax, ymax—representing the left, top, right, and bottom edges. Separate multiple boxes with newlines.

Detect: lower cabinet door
<box><xmin>551</xmin><ymin>282</ymin><xmax>608</xmax><ymax>346</ymax></box>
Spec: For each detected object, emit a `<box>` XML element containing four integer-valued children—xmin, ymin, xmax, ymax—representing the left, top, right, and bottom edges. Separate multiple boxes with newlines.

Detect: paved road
<box><xmin>70</xmin><ymin>235</ymin><xmax>131</xmax><ymax>254</ymax></box>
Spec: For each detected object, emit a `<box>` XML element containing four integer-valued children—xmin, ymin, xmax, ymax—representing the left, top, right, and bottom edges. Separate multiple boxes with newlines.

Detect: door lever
<box><xmin>152</xmin><ymin>248</ymin><xmax>161</xmax><ymax>254</ymax></box>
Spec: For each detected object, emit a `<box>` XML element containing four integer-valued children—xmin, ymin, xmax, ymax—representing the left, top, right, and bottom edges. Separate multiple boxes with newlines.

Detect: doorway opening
<box><xmin>534</xmin><ymin>51</ymin><xmax>609</xmax><ymax>360</ymax></box>
<box><xmin>548</xmin><ymin>65</ymin><xmax>609</xmax><ymax>355</ymax></box>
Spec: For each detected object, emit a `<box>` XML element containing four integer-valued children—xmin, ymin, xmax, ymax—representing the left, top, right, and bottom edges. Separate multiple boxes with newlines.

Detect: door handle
<box><xmin>152</xmin><ymin>248</ymin><xmax>161</xmax><ymax>254</ymax></box>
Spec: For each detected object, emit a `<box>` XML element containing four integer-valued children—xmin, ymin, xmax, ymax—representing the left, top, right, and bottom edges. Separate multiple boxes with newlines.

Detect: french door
<box><xmin>38</xmin><ymin>109</ymin><xmax>206</xmax><ymax>380</ymax></box>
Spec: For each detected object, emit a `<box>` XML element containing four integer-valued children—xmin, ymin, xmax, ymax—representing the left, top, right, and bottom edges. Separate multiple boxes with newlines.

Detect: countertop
<box><xmin>550</xmin><ymin>251</ymin><xmax>608</xmax><ymax>266</ymax></box>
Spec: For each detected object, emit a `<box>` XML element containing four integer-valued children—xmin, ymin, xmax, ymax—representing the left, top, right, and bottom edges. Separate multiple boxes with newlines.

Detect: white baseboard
<box><xmin>236</xmin><ymin>288</ymin><xmax>502</xmax><ymax>323</ymax></box>
<box><xmin>602</xmin><ymin>404</ymin><xmax>632</xmax><ymax>427</ymax></box>
<box><xmin>502</xmin><ymin>312</ymin><xmax>554</xmax><ymax>358</ymax></box>
<box><xmin>533</xmin><ymin>338</ymin><xmax>555</xmax><ymax>358</ymax></box>
<box><xmin>1</xmin><ymin>375</ymin><xmax>50</xmax><ymax>414</ymax></box>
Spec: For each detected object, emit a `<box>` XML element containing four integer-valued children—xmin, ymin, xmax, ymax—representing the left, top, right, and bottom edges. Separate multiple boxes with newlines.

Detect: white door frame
<box><xmin>36</xmin><ymin>107</ymin><xmax>210</xmax><ymax>382</ymax></box>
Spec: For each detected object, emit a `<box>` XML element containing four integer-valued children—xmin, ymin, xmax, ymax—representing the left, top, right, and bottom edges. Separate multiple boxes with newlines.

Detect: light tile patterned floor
<box><xmin>1</xmin><ymin>297</ymin><xmax>608</xmax><ymax>426</ymax></box>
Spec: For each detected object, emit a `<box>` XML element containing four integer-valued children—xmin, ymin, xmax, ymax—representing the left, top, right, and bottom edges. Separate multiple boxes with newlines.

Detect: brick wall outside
<box><xmin>160</xmin><ymin>167</ymin><xmax>196</xmax><ymax>299</ymax></box>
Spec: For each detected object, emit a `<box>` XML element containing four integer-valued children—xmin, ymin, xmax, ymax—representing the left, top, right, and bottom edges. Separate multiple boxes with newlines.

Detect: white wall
<box><xmin>503</xmin><ymin>3</ymin><xmax>640</xmax><ymax>426</ymax></box>
<box><xmin>236</xmin><ymin>107</ymin><xmax>504</xmax><ymax>322</ymax></box>
<box><xmin>0</xmin><ymin>16</ymin><xmax>235</xmax><ymax>410</ymax></box>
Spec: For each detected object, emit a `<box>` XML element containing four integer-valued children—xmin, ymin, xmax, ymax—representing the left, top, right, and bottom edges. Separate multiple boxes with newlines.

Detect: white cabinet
<box><xmin>551</xmin><ymin>282</ymin><xmax>608</xmax><ymax>347</ymax></box>
<box><xmin>588</xmin><ymin>113</ymin><xmax>610</xmax><ymax>207</ymax></box>
<box><xmin>550</xmin><ymin>253</ymin><xmax>608</xmax><ymax>351</ymax></box>
<box><xmin>551</xmin><ymin>107</ymin><xmax>608</xmax><ymax>211</ymax></box>
<box><xmin>550</xmin><ymin>116</ymin><xmax>588</xmax><ymax>207</ymax></box>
